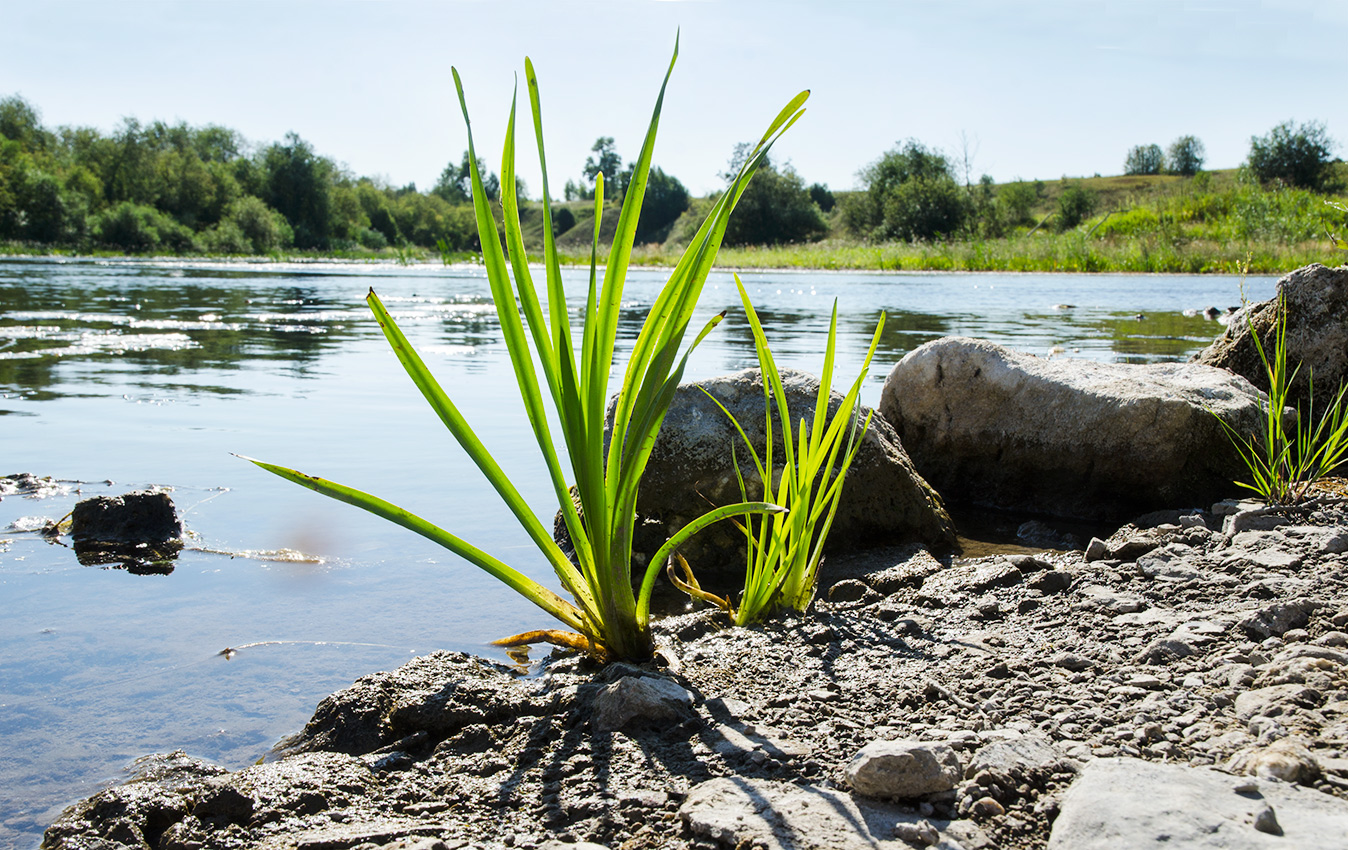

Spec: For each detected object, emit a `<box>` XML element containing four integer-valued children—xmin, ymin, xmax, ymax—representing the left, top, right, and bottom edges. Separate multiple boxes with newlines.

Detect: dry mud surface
<box><xmin>44</xmin><ymin>496</ymin><xmax>1348</xmax><ymax>850</ymax></box>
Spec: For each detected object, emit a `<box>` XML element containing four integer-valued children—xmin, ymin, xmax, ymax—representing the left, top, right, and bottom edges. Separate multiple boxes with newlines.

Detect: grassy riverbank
<box><xmin>4</xmin><ymin>170</ymin><xmax>1344</xmax><ymax>274</ymax></box>
<box><xmin>601</xmin><ymin>235</ymin><xmax>1334</xmax><ymax>274</ymax></box>
<box><xmin>4</xmin><ymin>236</ymin><xmax>1330</xmax><ymax>275</ymax></box>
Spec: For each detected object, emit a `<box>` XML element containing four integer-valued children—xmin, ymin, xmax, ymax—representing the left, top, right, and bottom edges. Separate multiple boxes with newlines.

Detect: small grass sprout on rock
<box><xmin>1216</xmin><ymin>285</ymin><xmax>1348</xmax><ymax>504</ymax></box>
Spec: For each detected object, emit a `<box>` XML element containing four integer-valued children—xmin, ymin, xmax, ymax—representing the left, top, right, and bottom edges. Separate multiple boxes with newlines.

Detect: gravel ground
<box><xmin>43</xmin><ymin>491</ymin><xmax>1348</xmax><ymax>850</ymax></box>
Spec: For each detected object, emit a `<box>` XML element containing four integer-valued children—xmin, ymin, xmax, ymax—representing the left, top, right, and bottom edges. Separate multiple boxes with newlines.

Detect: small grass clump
<box><xmin>243</xmin><ymin>40</ymin><xmax>805</xmax><ymax>663</ymax></box>
<box><xmin>670</xmin><ymin>275</ymin><xmax>883</xmax><ymax>624</ymax></box>
<box><xmin>1218</xmin><ymin>286</ymin><xmax>1348</xmax><ymax>505</ymax></box>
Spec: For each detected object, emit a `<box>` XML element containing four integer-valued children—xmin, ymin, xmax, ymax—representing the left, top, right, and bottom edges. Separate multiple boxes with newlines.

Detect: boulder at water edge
<box><xmin>879</xmin><ymin>337</ymin><xmax>1273</xmax><ymax>522</ymax></box>
<box><xmin>1192</xmin><ymin>262</ymin><xmax>1348</xmax><ymax>412</ymax></box>
<box><xmin>617</xmin><ymin>368</ymin><xmax>957</xmax><ymax>580</ymax></box>
<box><xmin>70</xmin><ymin>489</ymin><xmax>185</xmax><ymax>572</ymax></box>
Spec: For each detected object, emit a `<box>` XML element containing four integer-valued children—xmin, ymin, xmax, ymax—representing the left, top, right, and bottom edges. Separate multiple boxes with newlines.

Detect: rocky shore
<box><xmin>44</xmin><ymin>490</ymin><xmax>1348</xmax><ymax>850</ymax></box>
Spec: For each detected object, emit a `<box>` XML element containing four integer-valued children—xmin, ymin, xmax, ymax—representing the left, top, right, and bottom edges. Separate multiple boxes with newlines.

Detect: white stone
<box><xmin>590</xmin><ymin>676</ymin><xmax>693</xmax><ymax>732</ymax></box>
<box><xmin>844</xmin><ymin>740</ymin><xmax>963</xmax><ymax>799</ymax></box>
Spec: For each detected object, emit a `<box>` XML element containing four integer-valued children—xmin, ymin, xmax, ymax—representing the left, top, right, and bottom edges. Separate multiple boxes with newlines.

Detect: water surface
<box><xmin>0</xmin><ymin>258</ymin><xmax>1274</xmax><ymax>848</ymax></box>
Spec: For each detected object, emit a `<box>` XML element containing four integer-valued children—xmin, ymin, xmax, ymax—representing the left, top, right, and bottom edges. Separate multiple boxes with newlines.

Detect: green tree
<box><xmin>261</xmin><ymin>132</ymin><xmax>334</xmax><ymax>249</ymax></box>
<box><xmin>552</xmin><ymin>206</ymin><xmax>576</xmax><ymax>236</ymax></box>
<box><xmin>432</xmin><ymin>150</ymin><xmax>499</xmax><ymax>203</ymax></box>
<box><xmin>1166</xmin><ymin>135</ymin><xmax>1205</xmax><ymax>176</ymax></box>
<box><xmin>222</xmin><ymin>195</ymin><xmax>293</xmax><ymax>253</ymax></box>
<box><xmin>191</xmin><ymin>124</ymin><xmax>245</xmax><ymax>163</ymax></box>
<box><xmin>62</xmin><ymin>164</ymin><xmax>104</xmax><ymax>209</ymax></box>
<box><xmin>94</xmin><ymin>201</ymin><xmax>199</xmax><ymax>253</ymax></box>
<box><xmin>845</xmin><ymin>140</ymin><xmax>967</xmax><ymax>241</ymax></box>
<box><xmin>432</xmin><ymin>155</ymin><xmax>470</xmax><ymax>204</ymax></box>
<box><xmin>1248</xmin><ymin>120</ymin><xmax>1339</xmax><ymax>191</ymax></box>
<box><xmin>102</xmin><ymin>118</ymin><xmax>161</xmax><ymax>207</ymax></box>
<box><xmin>626</xmin><ymin>165</ymin><xmax>688</xmax><ymax>243</ymax></box>
<box><xmin>391</xmin><ymin>190</ymin><xmax>474</xmax><ymax>248</ymax></box>
<box><xmin>355</xmin><ymin>181</ymin><xmax>401</xmax><ymax>245</ymax></box>
<box><xmin>563</xmin><ymin>178</ymin><xmax>590</xmax><ymax>201</ymax></box>
<box><xmin>808</xmin><ymin>182</ymin><xmax>835</xmax><ymax>213</ymax></box>
<box><xmin>583</xmin><ymin>136</ymin><xmax>624</xmax><ymax>200</ymax></box>
<box><xmin>967</xmin><ymin>173</ymin><xmax>1000</xmax><ymax>236</ymax></box>
<box><xmin>720</xmin><ymin>149</ymin><xmax>827</xmax><ymax>246</ymax></box>
<box><xmin>327</xmin><ymin>182</ymin><xmax>371</xmax><ymax>246</ymax></box>
<box><xmin>15</xmin><ymin>170</ymin><xmax>80</xmax><ymax>243</ymax></box>
<box><xmin>0</xmin><ymin>95</ymin><xmax>52</xmax><ymax>152</ymax></box>
<box><xmin>996</xmin><ymin>180</ymin><xmax>1038</xmax><ymax>228</ymax></box>
<box><xmin>1056</xmin><ymin>182</ymin><xmax>1098</xmax><ymax>230</ymax></box>
<box><xmin>155</xmin><ymin>149</ymin><xmax>238</xmax><ymax>228</ymax></box>
<box><xmin>1123</xmin><ymin>144</ymin><xmax>1163</xmax><ymax>175</ymax></box>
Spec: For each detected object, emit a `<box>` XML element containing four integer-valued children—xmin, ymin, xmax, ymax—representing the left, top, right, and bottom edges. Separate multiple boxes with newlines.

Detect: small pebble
<box><xmin>893</xmin><ymin>819</ymin><xmax>940</xmax><ymax>846</ymax></box>
<box><xmin>1253</xmin><ymin>803</ymin><xmax>1282</xmax><ymax>836</ymax></box>
<box><xmin>970</xmin><ymin>796</ymin><xmax>1005</xmax><ymax>818</ymax></box>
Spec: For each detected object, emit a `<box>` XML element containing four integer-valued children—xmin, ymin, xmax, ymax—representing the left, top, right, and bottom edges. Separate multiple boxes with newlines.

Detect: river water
<box><xmin>0</xmin><ymin>258</ymin><xmax>1275</xmax><ymax>847</ymax></box>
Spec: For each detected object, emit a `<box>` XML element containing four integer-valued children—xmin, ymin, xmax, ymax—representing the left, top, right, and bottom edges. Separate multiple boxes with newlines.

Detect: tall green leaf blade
<box><xmin>365</xmin><ymin>287</ymin><xmax>592</xmax><ymax>614</ymax></box>
<box><xmin>238</xmin><ymin>455</ymin><xmax>589</xmax><ymax>634</ymax></box>
<box><xmin>607</xmin><ymin>94</ymin><xmax>807</xmax><ymax>495</ymax></box>
<box><xmin>591</xmin><ymin>35</ymin><xmax>679</xmax><ymax>414</ymax></box>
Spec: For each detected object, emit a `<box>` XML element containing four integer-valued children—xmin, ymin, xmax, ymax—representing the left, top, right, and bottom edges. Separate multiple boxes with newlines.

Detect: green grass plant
<box><xmin>1217</xmin><ymin>287</ymin><xmax>1348</xmax><ymax>504</ymax></box>
<box><xmin>670</xmin><ymin>275</ymin><xmax>884</xmax><ymax>624</ymax></box>
<box><xmin>241</xmin><ymin>42</ymin><xmax>804</xmax><ymax>663</ymax></box>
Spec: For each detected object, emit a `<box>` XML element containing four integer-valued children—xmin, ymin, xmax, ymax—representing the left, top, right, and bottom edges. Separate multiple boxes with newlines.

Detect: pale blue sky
<box><xmin>3</xmin><ymin>0</ymin><xmax>1342</xmax><ymax>197</ymax></box>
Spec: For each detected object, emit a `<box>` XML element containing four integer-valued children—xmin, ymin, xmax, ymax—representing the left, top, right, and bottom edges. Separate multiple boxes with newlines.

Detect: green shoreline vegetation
<box><xmin>1</xmin><ymin>93</ymin><xmax>1344</xmax><ymax>273</ymax></box>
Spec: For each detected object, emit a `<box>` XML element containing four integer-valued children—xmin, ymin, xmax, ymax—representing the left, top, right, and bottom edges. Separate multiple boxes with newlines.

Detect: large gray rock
<box><xmin>879</xmin><ymin>337</ymin><xmax>1273</xmax><ymax>521</ymax></box>
<box><xmin>1048</xmin><ymin>757</ymin><xmax>1348</xmax><ymax>849</ymax></box>
<box><xmin>620</xmin><ymin>368</ymin><xmax>957</xmax><ymax>579</ymax></box>
<box><xmin>1193</xmin><ymin>263</ymin><xmax>1348</xmax><ymax>412</ymax></box>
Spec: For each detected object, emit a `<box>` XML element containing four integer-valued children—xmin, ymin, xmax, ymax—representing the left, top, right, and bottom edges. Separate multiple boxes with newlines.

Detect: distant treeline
<box><xmin>1</xmin><ymin>93</ymin><xmax>1345</xmax><ymax>259</ymax></box>
<box><xmin>0</xmin><ymin>94</ymin><xmax>488</xmax><ymax>256</ymax></box>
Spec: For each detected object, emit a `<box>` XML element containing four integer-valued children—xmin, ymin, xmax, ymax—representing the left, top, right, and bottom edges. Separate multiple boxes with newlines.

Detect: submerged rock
<box><xmin>71</xmin><ymin>490</ymin><xmax>183</xmax><ymax>545</ymax></box>
<box><xmin>70</xmin><ymin>489</ymin><xmax>185</xmax><ymax>572</ymax></box>
<box><xmin>879</xmin><ymin>337</ymin><xmax>1272</xmax><ymax>521</ymax></box>
<box><xmin>613</xmin><ymin>368</ymin><xmax>958</xmax><ymax>579</ymax></box>
<box><xmin>0</xmin><ymin>472</ymin><xmax>66</xmax><ymax>500</ymax></box>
